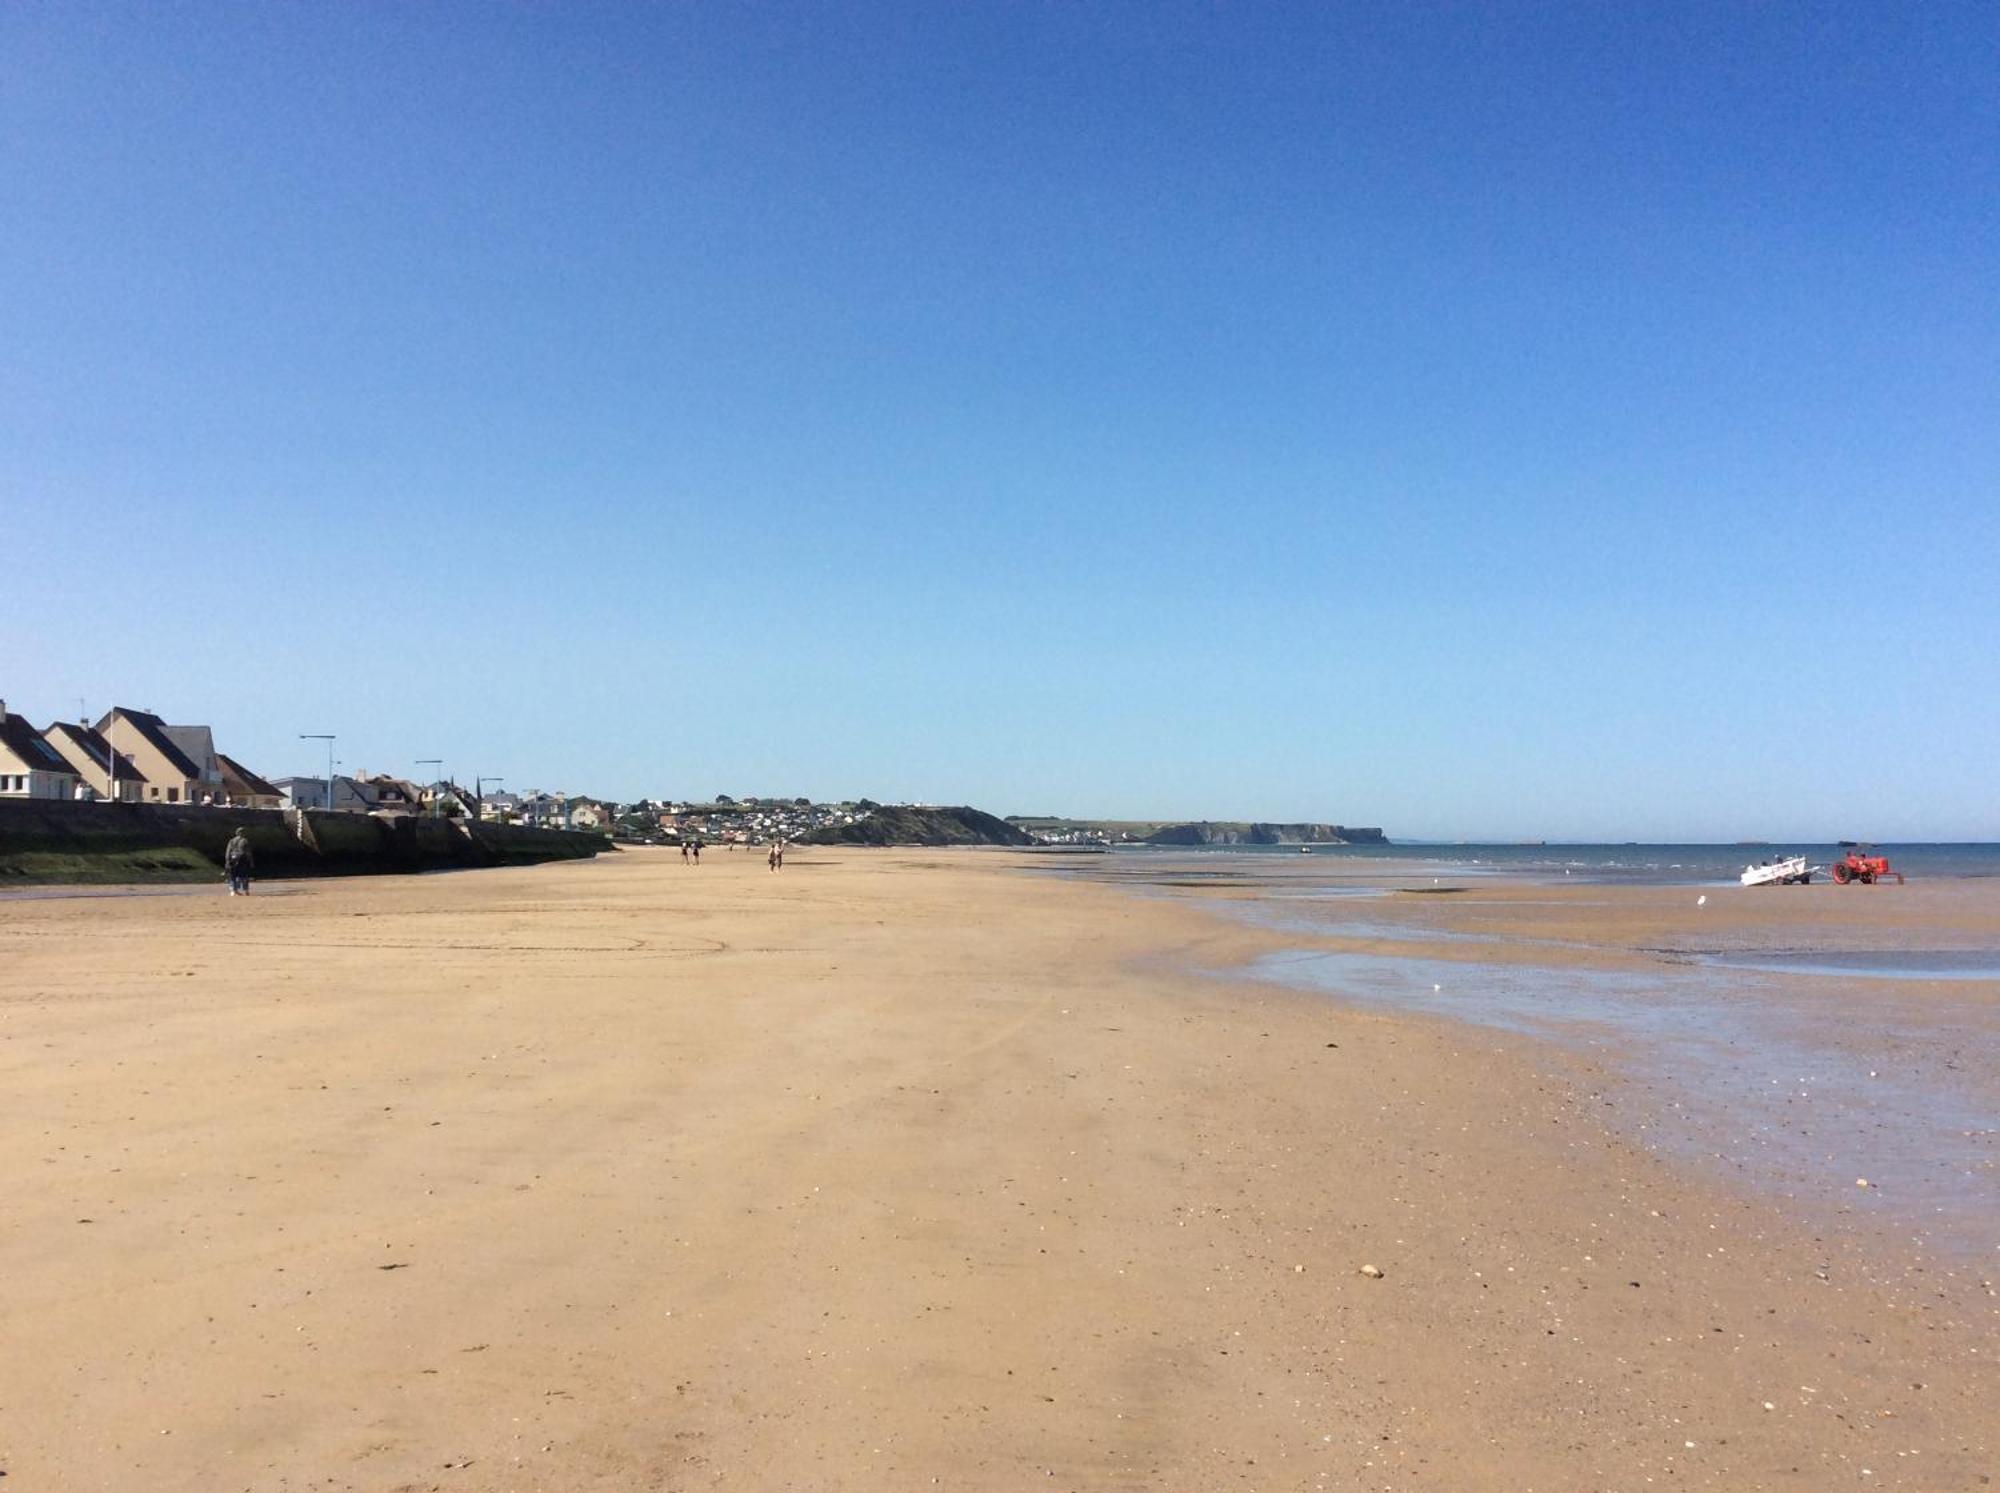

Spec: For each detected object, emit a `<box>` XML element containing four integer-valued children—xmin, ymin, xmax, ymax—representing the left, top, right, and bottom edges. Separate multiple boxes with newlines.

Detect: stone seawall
<box><xmin>0</xmin><ymin>799</ymin><xmax>607</xmax><ymax>884</ymax></box>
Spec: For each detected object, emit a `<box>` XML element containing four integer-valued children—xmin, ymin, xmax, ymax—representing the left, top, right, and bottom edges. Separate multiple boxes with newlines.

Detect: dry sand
<box><xmin>1</xmin><ymin>848</ymin><xmax>1993</xmax><ymax>1490</ymax></box>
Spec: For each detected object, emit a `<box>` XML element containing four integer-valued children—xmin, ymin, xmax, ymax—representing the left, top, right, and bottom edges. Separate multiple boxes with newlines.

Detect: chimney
<box><xmin>0</xmin><ymin>698</ymin><xmax>8</xmax><ymax>721</ymax></box>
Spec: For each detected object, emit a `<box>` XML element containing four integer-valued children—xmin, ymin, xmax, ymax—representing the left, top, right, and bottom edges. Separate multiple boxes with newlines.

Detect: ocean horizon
<box><xmin>1101</xmin><ymin>840</ymin><xmax>2000</xmax><ymax>884</ymax></box>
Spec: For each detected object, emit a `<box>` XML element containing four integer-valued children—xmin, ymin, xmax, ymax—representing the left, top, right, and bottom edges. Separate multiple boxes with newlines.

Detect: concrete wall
<box><xmin>0</xmin><ymin>768</ymin><xmax>77</xmax><ymax>800</ymax></box>
<box><xmin>0</xmin><ymin>798</ymin><xmax>610</xmax><ymax>884</ymax></box>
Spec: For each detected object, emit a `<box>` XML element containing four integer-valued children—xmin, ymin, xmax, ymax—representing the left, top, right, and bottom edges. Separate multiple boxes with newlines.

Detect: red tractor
<box><xmin>1831</xmin><ymin>845</ymin><xmax>1903</xmax><ymax>884</ymax></box>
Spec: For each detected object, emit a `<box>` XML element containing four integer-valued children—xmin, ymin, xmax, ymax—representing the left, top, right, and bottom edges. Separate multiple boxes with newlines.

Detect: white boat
<box><xmin>1740</xmin><ymin>854</ymin><xmax>1813</xmax><ymax>887</ymax></box>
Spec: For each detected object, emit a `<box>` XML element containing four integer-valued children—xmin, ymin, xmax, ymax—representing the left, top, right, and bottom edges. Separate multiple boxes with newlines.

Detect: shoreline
<box><xmin>2</xmin><ymin>847</ymin><xmax>1992</xmax><ymax>1488</ymax></box>
<box><xmin>1102</xmin><ymin>858</ymin><xmax>1999</xmax><ymax>1261</ymax></box>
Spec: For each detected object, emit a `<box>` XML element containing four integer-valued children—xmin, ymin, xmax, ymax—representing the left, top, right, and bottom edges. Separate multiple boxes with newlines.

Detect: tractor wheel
<box><xmin>1832</xmin><ymin>863</ymin><xmax>1852</xmax><ymax>884</ymax></box>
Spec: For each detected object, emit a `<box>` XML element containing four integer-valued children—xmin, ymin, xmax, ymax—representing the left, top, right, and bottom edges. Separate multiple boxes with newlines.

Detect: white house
<box><xmin>567</xmin><ymin>798</ymin><xmax>614</xmax><ymax>830</ymax></box>
<box><xmin>0</xmin><ymin>701</ymin><xmax>81</xmax><ymax>799</ymax></box>
<box><xmin>273</xmin><ymin>774</ymin><xmax>375</xmax><ymax>812</ymax></box>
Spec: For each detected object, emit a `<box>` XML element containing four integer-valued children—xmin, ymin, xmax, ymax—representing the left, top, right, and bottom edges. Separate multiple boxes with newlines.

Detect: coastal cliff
<box><xmin>1142</xmin><ymin>822</ymin><xmax>1388</xmax><ymax>847</ymax></box>
<box><xmin>799</xmin><ymin>805</ymin><xmax>1034</xmax><ymax>848</ymax></box>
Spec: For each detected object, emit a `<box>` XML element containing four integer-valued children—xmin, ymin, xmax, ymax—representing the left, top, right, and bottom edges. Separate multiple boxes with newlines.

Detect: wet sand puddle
<box><xmin>1248</xmin><ymin>941</ymin><xmax>1999</xmax><ymax>1256</ymax></box>
<box><xmin>1061</xmin><ymin>855</ymin><xmax>2000</xmax><ymax>1251</ymax></box>
<box><xmin>1692</xmin><ymin>949</ymin><xmax>2000</xmax><ymax>982</ymax></box>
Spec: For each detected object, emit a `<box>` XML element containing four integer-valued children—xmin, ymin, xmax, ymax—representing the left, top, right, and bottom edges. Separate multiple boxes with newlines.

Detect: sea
<box><xmin>1086</xmin><ymin>840</ymin><xmax>2000</xmax><ymax>884</ymax></box>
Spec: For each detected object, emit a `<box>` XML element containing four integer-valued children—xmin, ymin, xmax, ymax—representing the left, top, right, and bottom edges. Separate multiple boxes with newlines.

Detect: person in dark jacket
<box><xmin>224</xmin><ymin>828</ymin><xmax>255</xmax><ymax>896</ymax></box>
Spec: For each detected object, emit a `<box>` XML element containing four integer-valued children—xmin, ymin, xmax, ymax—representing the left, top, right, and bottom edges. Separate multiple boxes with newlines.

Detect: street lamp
<box><xmin>415</xmin><ymin>758</ymin><xmax>442</xmax><ymax>819</ymax></box>
<box><xmin>475</xmin><ymin>776</ymin><xmax>503</xmax><ymax>821</ymax></box>
<box><xmin>300</xmin><ymin>734</ymin><xmax>335</xmax><ymax>812</ymax></box>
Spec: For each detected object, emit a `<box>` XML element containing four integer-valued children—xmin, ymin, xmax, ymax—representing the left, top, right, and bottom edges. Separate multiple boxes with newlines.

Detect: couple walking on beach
<box><xmin>768</xmin><ymin>839</ymin><xmax>785</xmax><ymax>872</ymax></box>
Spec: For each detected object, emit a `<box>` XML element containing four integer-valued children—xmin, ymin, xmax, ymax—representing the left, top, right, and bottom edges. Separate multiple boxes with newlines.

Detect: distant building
<box><xmin>479</xmin><ymin>791</ymin><xmax>521</xmax><ymax>822</ymax></box>
<box><xmin>272</xmin><ymin>774</ymin><xmax>374</xmax><ymax>813</ymax></box>
<box><xmin>218</xmin><ymin>754</ymin><xmax>282</xmax><ymax>811</ymax></box>
<box><xmin>0</xmin><ymin>701</ymin><xmax>81</xmax><ymax>799</ymax></box>
<box><xmin>567</xmin><ymin>798</ymin><xmax>613</xmax><ymax>831</ymax></box>
<box><xmin>92</xmin><ymin>707</ymin><xmax>219</xmax><ymax>805</ymax></box>
<box><xmin>159</xmin><ymin>724</ymin><xmax>226</xmax><ymax>802</ymax></box>
<box><xmin>516</xmin><ymin>793</ymin><xmax>565</xmax><ymax>829</ymax></box>
<box><xmin>41</xmin><ymin>720</ymin><xmax>143</xmax><ymax>801</ymax></box>
<box><xmin>355</xmin><ymin>774</ymin><xmax>424</xmax><ymax>818</ymax></box>
<box><xmin>421</xmin><ymin>781</ymin><xmax>474</xmax><ymax>818</ymax></box>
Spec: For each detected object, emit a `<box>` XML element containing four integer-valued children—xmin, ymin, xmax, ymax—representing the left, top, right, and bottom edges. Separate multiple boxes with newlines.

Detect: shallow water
<box><xmin>1246</xmin><ymin>943</ymin><xmax>1998</xmax><ymax>1254</ymax></box>
<box><xmin>1055</xmin><ymin>848</ymin><xmax>2000</xmax><ymax>1250</ymax></box>
<box><xmin>1694</xmin><ymin>949</ymin><xmax>2000</xmax><ymax>981</ymax></box>
<box><xmin>1077</xmin><ymin>840</ymin><xmax>2000</xmax><ymax>886</ymax></box>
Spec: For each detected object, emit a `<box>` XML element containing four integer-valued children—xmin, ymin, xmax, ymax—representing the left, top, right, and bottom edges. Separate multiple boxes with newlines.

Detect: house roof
<box><xmin>0</xmin><ymin>713</ymin><xmax>76</xmax><ymax>774</ymax></box>
<box><xmin>97</xmin><ymin>708</ymin><xmax>202</xmax><ymax>781</ymax></box>
<box><xmin>43</xmin><ymin>721</ymin><xmax>137</xmax><ymax>779</ymax></box>
<box><xmin>217</xmin><ymin>754</ymin><xmax>279</xmax><ymax>798</ymax></box>
<box><xmin>162</xmin><ymin>723</ymin><xmax>214</xmax><ymax>760</ymax></box>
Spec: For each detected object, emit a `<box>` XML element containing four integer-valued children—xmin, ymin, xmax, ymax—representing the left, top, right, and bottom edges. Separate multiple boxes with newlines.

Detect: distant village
<box><xmin>0</xmin><ymin>700</ymin><xmax>868</xmax><ymax>844</ymax></box>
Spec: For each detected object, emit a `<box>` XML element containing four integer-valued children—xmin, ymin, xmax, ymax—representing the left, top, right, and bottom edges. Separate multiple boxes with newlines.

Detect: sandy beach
<box><xmin>2</xmin><ymin>848</ymin><xmax>1993</xmax><ymax>1491</ymax></box>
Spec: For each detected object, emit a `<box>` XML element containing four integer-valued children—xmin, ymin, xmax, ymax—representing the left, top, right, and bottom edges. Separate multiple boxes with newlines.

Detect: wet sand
<box><xmin>1169</xmin><ymin>866</ymin><xmax>2000</xmax><ymax>1255</ymax></box>
<box><xmin>1</xmin><ymin>848</ymin><xmax>1993</xmax><ymax>1490</ymax></box>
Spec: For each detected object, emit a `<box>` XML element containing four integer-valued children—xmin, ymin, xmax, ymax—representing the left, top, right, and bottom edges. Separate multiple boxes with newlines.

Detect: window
<box><xmin>167</xmin><ymin>787</ymin><xmax>180</xmax><ymax>803</ymax></box>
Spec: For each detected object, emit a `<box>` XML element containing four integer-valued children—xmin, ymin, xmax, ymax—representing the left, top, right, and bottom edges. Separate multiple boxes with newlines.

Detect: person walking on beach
<box><xmin>681</xmin><ymin>839</ymin><xmax>690</xmax><ymax>864</ymax></box>
<box><xmin>224</xmin><ymin>828</ymin><xmax>255</xmax><ymax>896</ymax></box>
<box><xmin>768</xmin><ymin>838</ymin><xmax>785</xmax><ymax>872</ymax></box>
<box><xmin>691</xmin><ymin>839</ymin><xmax>703</xmax><ymax>863</ymax></box>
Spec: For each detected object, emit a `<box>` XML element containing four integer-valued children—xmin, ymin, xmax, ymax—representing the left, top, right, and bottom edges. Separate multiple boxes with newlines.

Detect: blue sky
<box><xmin>4</xmin><ymin>2</ymin><xmax>1994</xmax><ymax>839</ymax></box>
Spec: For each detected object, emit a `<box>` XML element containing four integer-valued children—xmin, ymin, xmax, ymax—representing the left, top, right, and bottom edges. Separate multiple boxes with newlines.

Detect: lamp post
<box><xmin>415</xmin><ymin>759</ymin><xmax>442</xmax><ymax>818</ymax></box>
<box><xmin>300</xmin><ymin>734</ymin><xmax>335</xmax><ymax>812</ymax></box>
<box><xmin>475</xmin><ymin>776</ymin><xmax>503</xmax><ymax>822</ymax></box>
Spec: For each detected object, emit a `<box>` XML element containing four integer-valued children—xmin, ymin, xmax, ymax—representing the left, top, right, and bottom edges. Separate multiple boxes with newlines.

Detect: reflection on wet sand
<box><xmin>1056</xmin><ymin>851</ymin><xmax>2000</xmax><ymax>1259</ymax></box>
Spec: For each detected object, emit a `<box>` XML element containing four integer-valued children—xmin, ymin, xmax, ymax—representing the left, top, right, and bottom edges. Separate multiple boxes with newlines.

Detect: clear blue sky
<box><xmin>5</xmin><ymin>3</ymin><xmax>1995</xmax><ymax>840</ymax></box>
